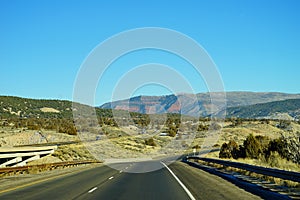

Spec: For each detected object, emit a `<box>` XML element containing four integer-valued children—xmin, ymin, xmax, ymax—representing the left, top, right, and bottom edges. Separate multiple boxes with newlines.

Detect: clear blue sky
<box><xmin>1</xmin><ymin>0</ymin><xmax>299</xmax><ymax>105</ymax></box>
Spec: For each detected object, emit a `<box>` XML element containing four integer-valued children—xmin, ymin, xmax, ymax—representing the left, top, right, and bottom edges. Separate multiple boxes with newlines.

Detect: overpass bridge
<box><xmin>0</xmin><ymin>146</ymin><xmax>57</xmax><ymax>167</ymax></box>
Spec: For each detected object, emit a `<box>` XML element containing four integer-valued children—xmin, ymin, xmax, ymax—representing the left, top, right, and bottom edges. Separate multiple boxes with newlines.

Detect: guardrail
<box><xmin>0</xmin><ymin>160</ymin><xmax>101</xmax><ymax>175</ymax></box>
<box><xmin>0</xmin><ymin>146</ymin><xmax>58</xmax><ymax>167</ymax></box>
<box><xmin>186</xmin><ymin>156</ymin><xmax>300</xmax><ymax>183</ymax></box>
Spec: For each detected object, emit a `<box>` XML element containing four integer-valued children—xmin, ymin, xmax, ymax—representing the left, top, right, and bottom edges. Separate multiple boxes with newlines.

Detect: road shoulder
<box><xmin>169</xmin><ymin>161</ymin><xmax>262</xmax><ymax>200</ymax></box>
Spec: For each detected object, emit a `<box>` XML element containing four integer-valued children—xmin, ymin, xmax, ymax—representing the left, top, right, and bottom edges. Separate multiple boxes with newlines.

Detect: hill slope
<box><xmin>226</xmin><ymin>98</ymin><xmax>300</xmax><ymax>120</ymax></box>
<box><xmin>0</xmin><ymin>96</ymin><xmax>73</xmax><ymax>118</ymax></box>
<box><xmin>0</xmin><ymin>96</ymin><xmax>127</xmax><ymax>120</ymax></box>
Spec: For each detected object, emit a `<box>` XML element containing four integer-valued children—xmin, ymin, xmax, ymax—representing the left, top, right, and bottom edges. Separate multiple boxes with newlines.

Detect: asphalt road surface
<box><xmin>0</xmin><ymin>160</ymin><xmax>261</xmax><ymax>200</ymax></box>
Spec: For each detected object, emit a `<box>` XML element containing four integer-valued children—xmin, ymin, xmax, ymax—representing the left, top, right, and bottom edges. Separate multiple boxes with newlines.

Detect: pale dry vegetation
<box><xmin>1</xmin><ymin>116</ymin><xmax>300</xmax><ymax>172</ymax></box>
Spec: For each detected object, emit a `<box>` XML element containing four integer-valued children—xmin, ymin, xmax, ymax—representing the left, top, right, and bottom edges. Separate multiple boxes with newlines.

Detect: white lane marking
<box><xmin>109</xmin><ymin>176</ymin><xmax>114</xmax><ymax>180</ymax></box>
<box><xmin>161</xmin><ymin>162</ymin><xmax>196</xmax><ymax>200</ymax></box>
<box><xmin>88</xmin><ymin>187</ymin><xmax>98</xmax><ymax>193</ymax></box>
<box><xmin>119</xmin><ymin>170</ymin><xmax>123</xmax><ymax>173</ymax></box>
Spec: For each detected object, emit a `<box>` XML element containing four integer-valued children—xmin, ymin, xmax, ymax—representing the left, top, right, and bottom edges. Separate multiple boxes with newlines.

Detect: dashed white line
<box><xmin>88</xmin><ymin>187</ymin><xmax>98</xmax><ymax>193</ymax></box>
<box><xmin>119</xmin><ymin>170</ymin><xmax>123</xmax><ymax>173</ymax></box>
<box><xmin>108</xmin><ymin>176</ymin><xmax>114</xmax><ymax>180</ymax></box>
<box><xmin>161</xmin><ymin>161</ymin><xmax>196</xmax><ymax>200</ymax></box>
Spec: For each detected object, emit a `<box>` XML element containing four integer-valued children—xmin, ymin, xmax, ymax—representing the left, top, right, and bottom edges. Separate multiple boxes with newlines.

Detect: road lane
<box><xmin>76</xmin><ymin>161</ymin><xmax>190</xmax><ymax>200</ymax></box>
<box><xmin>0</xmin><ymin>164</ymin><xmax>124</xmax><ymax>200</ymax></box>
<box><xmin>0</xmin><ymin>160</ymin><xmax>262</xmax><ymax>200</ymax></box>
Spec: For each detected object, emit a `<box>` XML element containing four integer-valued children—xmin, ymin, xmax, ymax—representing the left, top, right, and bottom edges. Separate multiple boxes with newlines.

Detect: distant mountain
<box><xmin>101</xmin><ymin>95</ymin><xmax>181</xmax><ymax>113</ymax></box>
<box><xmin>2</xmin><ymin>92</ymin><xmax>300</xmax><ymax>120</ymax></box>
<box><xmin>100</xmin><ymin>92</ymin><xmax>300</xmax><ymax>117</ymax></box>
<box><xmin>227</xmin><ymin>98</ymin><xmax>300</xmax><ymax>120</ymax></box>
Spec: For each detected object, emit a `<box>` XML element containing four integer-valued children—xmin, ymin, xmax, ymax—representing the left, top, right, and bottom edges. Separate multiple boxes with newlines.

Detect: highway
<box><xmin>0</xmin><ymin>160</ymin><xmax>261</xmax><ymax>200</ymax></box>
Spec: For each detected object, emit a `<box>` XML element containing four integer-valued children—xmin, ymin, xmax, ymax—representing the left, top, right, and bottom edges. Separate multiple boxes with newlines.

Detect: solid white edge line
<box><xmin>88</xmin><ymin>187</ymin><xmax>98</xmax><ymax>193</ymax></box>
<box><xmin>161</xmin><ymin>162</ymin><xmax>196</xmax><ymax>200</ymax></box>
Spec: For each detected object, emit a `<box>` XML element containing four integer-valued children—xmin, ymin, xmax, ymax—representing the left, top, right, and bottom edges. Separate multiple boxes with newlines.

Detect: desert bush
<box><xmin>197</xmin><ymin>123</ymin><xmax>209</xmax><ymax>131</ymax></box>
<box><xmin>220</xmin><ymin>132</ymin><xmax>300</xmax><ymax>167</ymax></box>
<box><xmin>219</xmin><ymin>134</ymin><xmax>270</xmax><ymax>160</ymax></box>
<box><xmin>219</xmin><ymin>143</ymin><xmax>231</xmax><ymax>158</ymax></box>
<box><xmin>145</xmin><ymin>138</ymin><xmax>156</xmax><ymax>146</ymax></box>
<box><xmin>263</xmin><ymin>132</ymin><xmax>300</xmax><ymax>165</ymax></box>
<box><xmin>166</xmin><ymin>125</ymin><xmax>178</xmax><ymax>137</ymax></box>
<box><xmin>243</xmin><ymin>134</ymin><xmax>269</xmax><ymax>159</ymax></box>
<box><xmin>219</xmin><ymin>140</ymin><xmax>240</xmax><ymax>159</ymax></box>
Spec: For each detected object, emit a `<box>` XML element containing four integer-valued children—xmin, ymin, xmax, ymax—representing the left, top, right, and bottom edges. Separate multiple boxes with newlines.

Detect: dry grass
<box><xmin>1</xmin><ymin>120</ymin><xmax>300</xmax><ymax>170</ymax></box>
<box><xmin>195</xmin><ymin>159</ymin><xmax>300</xmax><ymax>189</ymax></box>
<box><xmin>232</xmin><ymin>153</ymin><xmax>300</xmax><ymax>172</ymax></box>
<box><xmin>40</xmin><ymin>107</ymin><xmax>60</xmax><ymax>113</ymax></box>
<box><xmin>0</xmin><ymin>127</ymin><xmax>78</xmax><ymax>147</ymax></box>
<box><xmin>52</xmin><ymin>144</ymin><xmax>94</xmax><ymax>161</ymax></box>
<box><xmin>205</xmin><ymin>121</ymin><xmax>300</xmax><ymax>172</ymax></box>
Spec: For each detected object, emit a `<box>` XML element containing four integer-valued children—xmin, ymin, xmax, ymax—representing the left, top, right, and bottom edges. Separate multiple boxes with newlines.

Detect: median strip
<box><xmin>161</xmin><ymin>162</ymin><xmax>196</xmax><ymax>200</ymax></box>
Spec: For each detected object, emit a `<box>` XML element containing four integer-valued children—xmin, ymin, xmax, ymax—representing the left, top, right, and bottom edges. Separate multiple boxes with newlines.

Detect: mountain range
<box><xmin>1</xmin><ymin>92</ymin><xmax>300</xmax><ymax>120</ymax></box>
<box><xmin>100</xmin><ymin>92</ymin><xmax>300</xmax><ymax>119</ymax></box>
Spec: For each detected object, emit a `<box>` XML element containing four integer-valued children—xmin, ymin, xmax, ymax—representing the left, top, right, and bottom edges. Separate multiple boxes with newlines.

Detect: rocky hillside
<box><xmin>100</xmin><ymin>92</ymin><xmax>300</xmax><ymax>117</ymax></box>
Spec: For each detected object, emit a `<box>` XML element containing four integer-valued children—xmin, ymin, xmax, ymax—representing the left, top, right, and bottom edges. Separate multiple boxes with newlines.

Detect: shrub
<box><xmin>220</xmin><ymin>132</ymin><xmax>300</xmax><ymax>166</ymax></box>
<box><xmin>145</xmin><ymin>138</ymin><xmax>156</xmax><ymax>146</ymax></box>
<box><xmin>197</xmin><ymin>123</ymin><xmax>209</xmax><ymax>131</ymax></box>
<box><xmin>219</xmin><ymin>140</ymin><xmax>239</xmax><ymax>159</ymax></box>
<box><xmin>219</xmin><ymin>143</ymin><xmax>231</xmax><ymax>158</ymax></box>
<box><xmin>219</xmin><ymin>134</ymin><xmax>270</xmax><ymax>160</ymax></box>
<box><xmin>243</xmin><ymin>134</ymin><xmax>269</xmax><ymax>159</ymax></box>
<box><xmin>166</xmin><ymin>125</ymin><xmax>178</xmax><ymax>137</ymax></box>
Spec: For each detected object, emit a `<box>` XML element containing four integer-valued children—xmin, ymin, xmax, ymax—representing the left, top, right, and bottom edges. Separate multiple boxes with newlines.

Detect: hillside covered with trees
<box><xmin>227</xmin><ymin>98</ymin><xmax>300</xmax><ymax>120</ymax></box>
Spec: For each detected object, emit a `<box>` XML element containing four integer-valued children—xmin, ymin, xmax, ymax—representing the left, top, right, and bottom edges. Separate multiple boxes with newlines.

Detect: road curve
<box><xmin>0</xmin><ymin>161</ymin><xmax>261</xmax><ymax>200</ymax></box>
